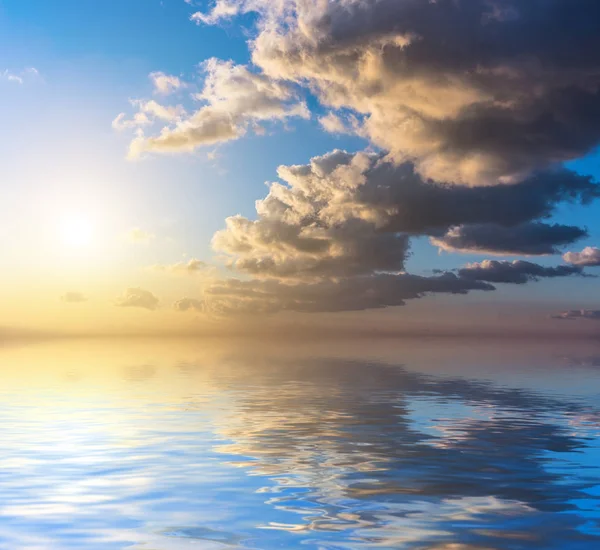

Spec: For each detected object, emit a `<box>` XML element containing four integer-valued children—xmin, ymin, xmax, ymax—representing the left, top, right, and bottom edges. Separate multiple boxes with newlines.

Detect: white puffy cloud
<box><xmin>212</xmin><ymin>151</ymin><xmax>412</xmax><ymax>280</ymax></box>
<box><xmin>149</xmin><ymin>71</ymin><xmax>185</xmax><ymax>95</ymax></box>
<box><xmin>122</xmin><ymin>59</ymin><xmax>309</xmax><ymax>158</ymax></box>
<box><xmin>190</xmin><ymin>0</ymin><xmax>241</xmax><ymax>24</ymax></box>
<box><xmin>563</xmin><ymin>247</ymin><xmax>600</xmax><ymax>267</ymax></box>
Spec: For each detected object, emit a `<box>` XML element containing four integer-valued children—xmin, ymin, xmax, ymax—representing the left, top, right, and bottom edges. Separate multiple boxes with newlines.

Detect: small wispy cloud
<box><xmin>149</xmin><ymin>258</ymin><xmax>209</xmax><ymax>275</ymax></box>
<box><xmin>551</xmin><ymin>310</ymin><xmax>600</xmax><ymax>321</ymax></box>
<box><xmin>60</xmin><ymin>292</ymin><xmax>88</xmax><ymax>303</ymax></box>
<box><xmin>149</xmin><ymin>71</ymin><xmax>186</xmax><ymax>95</ymax></box>
<box><xmin>115</xmin><ymin>288</ymin><xmax>159</xmax><ymax>310</ymax></box>
<box><xmin>1</xmin><ymin>67</ymin><xmax>40</xmax><ymax>85</ymax></box>
<box><xmin>112</xmin><ymin>100</ymin><xmax>186</xmax><ymax>131</ymax></box>
<box><xmin>173</xmin><ymin>298</ymin><xmax>205</xmax><ymax>312</ymax></box>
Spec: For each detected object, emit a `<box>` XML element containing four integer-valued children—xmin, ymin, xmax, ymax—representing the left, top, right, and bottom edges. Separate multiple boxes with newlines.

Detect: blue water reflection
<box><xmin>0</xmin><ymin>340</ymin><xmax>599</xmax><ymax>549</ymax></box>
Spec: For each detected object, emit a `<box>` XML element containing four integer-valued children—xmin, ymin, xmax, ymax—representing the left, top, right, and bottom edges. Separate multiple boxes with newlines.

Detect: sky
<box><xmin>1</xmin><ymin>0</ymin><xmax>600</xmax><ymax>337</ymax></box>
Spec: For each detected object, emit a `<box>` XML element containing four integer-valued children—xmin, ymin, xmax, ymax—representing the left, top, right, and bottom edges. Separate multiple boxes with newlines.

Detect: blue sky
<box><xmin>0</xmin><ymin>0</ymin><xmax>366</xmax><ymax>257</ymax></box>
<box><xmin>1</xmin><ymin>0</ymin><xmax>600</xmax><ymax>334</ymax></box>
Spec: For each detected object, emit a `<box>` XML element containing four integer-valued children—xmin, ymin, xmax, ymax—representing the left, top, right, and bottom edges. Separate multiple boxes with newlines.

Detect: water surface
<box><xmin>0</xmin><ymin>339</ymin><xmax>599</xmax><ymax>549</ymax></box>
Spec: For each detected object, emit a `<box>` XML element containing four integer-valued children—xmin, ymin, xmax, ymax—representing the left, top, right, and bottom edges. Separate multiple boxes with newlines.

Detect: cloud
<box><xmin>60</xmin><ymin>292</ymin><xmax>88</xmax><ymax>303</ymax></box>
<box><xmin>552</xmin><ymin>310</ymin><xmax>600</xmax><ymax>321</ymax></box>
<box><xmin>149</xmin><ymin>71</ymin><xmax>185</xmax><ymax>95</ymax></box>
<box><xmin>196</xmin><ymin>0</ymin><xmax>600</xmax><ymax>186</ymax></box>
<box><xmin>431</xmin><ymin>223</ymin><xmax>587</xmax><ymax>256</ymax></box>
<box><xmin>115</xmin><ymin>288</ymin><xmax>159</xmax><ymax>310</ymax></box>
<box><xmin>203</xmin><ymin>272</ymin><xmax>494</xmax><ymax>315</ymax></box>
<box><xmin>125</xmin><ymin>59</ymin><xmax>309</xmax><ymax>158</ymax></box>
<box><xmin>150</xmin><ymin>259</ymin><xmax>209</xmax><ymax>275</ymax></box>
<box><xmin>112</xmin><ymin>112</ymin><xmax>152</xmax><ymax>131</ymax></box>
<box><xmin>458</xmin><ymin>260</ymin><xmax>583</xmax><ymax>285</ymax></box>
<box><xmin>318</xmin><ymin>112</ymin><xmax>350</xmax><ymax>134</ymax></box>
<box><xmin>563</xmin><ymin>247</ymin><xmax>600</xmax><ymax>267</ymax></box>
<box><xmin>2</xmin><ymin>67</ymin><xmax>39</xmax><ymax>85</ymax></box>
<box><xmin>113</xmin><ymin>1</ymin><xmax>600</xmax><ymax>317</ymax></box>
<box><xmin>173</xmin><ymin>298</ymin><xmax>205</xmax><ymax>312</ymax></box>
<box><xmin>126</xmin><ymin>227</ymin><xmax>155</xmax><ymax>244</ymax></box>
<box><xmin>190</xmin><ymin>0</ymin><xmax>240</xmax><ymax>25</ymax></box>
<box><xmin>213</xmin><ymin>152</ymin><xmax>413</xmax><ymax>280</ymax></box>
<box><xmin>112</xmin><ymin>100</ymin><xmax>186</xmax><ymax>131</ymax></box>
<box><xmin>213</xmin><ymin>150</ymin><xmax>597</xmax><ymax>281</ymax></box>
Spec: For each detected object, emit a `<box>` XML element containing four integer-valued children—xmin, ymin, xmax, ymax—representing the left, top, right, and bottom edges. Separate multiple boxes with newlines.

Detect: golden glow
<box><xmin>59</xmin><ymin>216</ymin><xmax>94</xmax><ymax>248</ymax></box>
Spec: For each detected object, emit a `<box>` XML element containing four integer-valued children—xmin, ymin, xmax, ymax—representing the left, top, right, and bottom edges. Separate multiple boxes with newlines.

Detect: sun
<box><xmin>59</xmin><ymin>215</ymin><xmax>94</xmax><ymax>248</ymax></box>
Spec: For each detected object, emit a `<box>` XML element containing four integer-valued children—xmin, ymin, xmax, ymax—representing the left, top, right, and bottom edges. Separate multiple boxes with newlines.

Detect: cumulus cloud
<box><xmin>203</xmin><ymin>272</ymin><xmax>494</xmax><ymax>315</ymax></box>
<box><xmin>60</xmin><ymin>292</ymin><xmax>88</xmax><ymax>303</ymax></box>
<box><xmin>458</xmin><ymin>260</ymin><xmax>583</xmax><ymax>285</ymax></box>
<box><xmin>195</xmin><ymin>0</ymin><xmax>600</xmax><ymax>186</ymax></box>
<box><xmin>115</xmin><ymin>288</ymin><xmax>159</xmax><ymax>310</ymax></box>
<box><xmin>564</xmin><ymin>247</ymin><xmax>600</xmax><ymax>267</ymax></box>
<box><xmin>126</xmin><ymin>227</ymin><xmax>155</xmax><ymax>243</ymax></box>
<box><xmin>552</xmin><ymin>310</ymin><xmax>600</xmax><ymax>321</ymax></box>
<box><xmin>213</xmin><ymin>150</ymin><xmax>598</xmax><ymax>281</ymax></box>
<box><xmin>150</xmin><ymin>259</ymin><xmax>209</xmax><ymax>275</ymax></box>
<box><xmin>112</xmin><ymin>2</ymin><xmax>600</xmax><ymax>317</ymax></box>
<box><xmin>149</xmin><ymin>71</ymin><xmax>185</xmax><ymax>95</ymax></box>
<box><xmin>173</xmin><ymin>298</ymin><xmax>205</xmax><ymax>312</ymax></box>
<box><xmin>126</xmin><ymin>59</ymin><xmax>309</xmax><ymax>158</ymax></box>
<box><xmin>431</xmin><ymin>223</ymin><xmax>587</xmax><ymax>256</ymax></box>
<box><xmin>212</xmin><ymin>152</ymin><xmax>412</xmax><ymax>280</ymax></box>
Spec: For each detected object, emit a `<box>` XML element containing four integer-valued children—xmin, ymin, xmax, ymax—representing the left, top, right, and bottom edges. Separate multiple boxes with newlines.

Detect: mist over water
<box><xmin>0</xmin><ymin>339</ymin><xmax>599</xmax><ymax>549</ymax></box>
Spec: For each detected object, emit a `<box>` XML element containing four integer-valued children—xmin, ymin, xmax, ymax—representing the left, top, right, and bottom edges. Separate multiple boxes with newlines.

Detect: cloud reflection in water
<box><xmin>0</xmin><ymin>340</ymin><xmax>598</xmax><ymax>549</ymax></box>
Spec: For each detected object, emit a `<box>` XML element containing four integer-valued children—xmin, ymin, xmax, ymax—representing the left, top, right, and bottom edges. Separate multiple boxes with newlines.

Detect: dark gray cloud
<box><xmin>196</xmin><ymin>0</ymin><xmax>600</xmax><ymax>185</ymax></box>
<box><xmin>458</xmin><ymin>260</ymin><xmax>583</xmax><ymax>285</ymax></box>
<box><xmin>213</xmin><ymin>150</ymin><xmax>597</xmax><ymax>281</ymax></box>
<box><xmin>564</xmin><ymin>247</ymin><xmax>600</xmax><ymax>267</ymax></box>
<box><xmin>431</xmin><ymin>223</ymin><xmax>587</xmax><ymax>256</ymax></box>
<box><xmin>360</xmin><ymin>163</ymin><xmax>599</xmax><ymax>234</ymax></box>
<box><xmin>552</xmin><ymin>310</ymin><xmax>600</xmax><ymax>321</ymax></box>
<box><xmin>204</xmin><ymin>272</ymin><xmax>495</xmax><ymax>315</ymax></box>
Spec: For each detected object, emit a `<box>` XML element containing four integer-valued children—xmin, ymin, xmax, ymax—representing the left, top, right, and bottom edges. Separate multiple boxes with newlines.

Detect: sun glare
<box><xmin>59</xmin><ymin>216</ymin><xmax>94</xmax><ymax>248</ymax></box>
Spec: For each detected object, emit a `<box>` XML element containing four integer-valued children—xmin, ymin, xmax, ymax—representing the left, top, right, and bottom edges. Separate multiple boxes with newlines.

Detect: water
<box><xmin>0</xmin><ymin>338</ymin><xmax>599</xmax><ymax>549</ymax></box>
